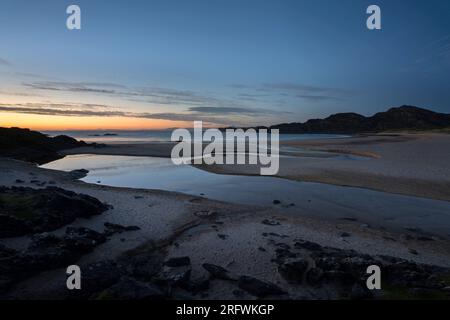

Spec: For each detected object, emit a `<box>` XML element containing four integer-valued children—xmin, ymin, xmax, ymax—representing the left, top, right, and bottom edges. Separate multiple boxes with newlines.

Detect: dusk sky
<box><xmin>0</xmin><ymin>0</ymin><xmax>449</xmax><ymax>130</ymax></box>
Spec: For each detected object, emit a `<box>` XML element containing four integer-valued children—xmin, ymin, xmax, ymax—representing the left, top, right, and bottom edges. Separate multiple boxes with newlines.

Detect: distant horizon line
<box><xmin>2</xmin><ymin>105</ymin><xmax>448</xmax><ymax>132</ymax></box>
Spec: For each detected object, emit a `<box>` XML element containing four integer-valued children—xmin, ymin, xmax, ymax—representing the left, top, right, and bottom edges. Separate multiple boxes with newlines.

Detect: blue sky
<box><xmin>0</xmin><ymin>0</ymin><xmax>449</xmax><ymax>129</ymax></box>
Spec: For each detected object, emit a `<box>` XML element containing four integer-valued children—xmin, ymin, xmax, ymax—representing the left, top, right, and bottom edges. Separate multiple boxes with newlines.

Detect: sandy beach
<box><xmin>63</xmin><ymin>133</ymin><xmax>450</xmax><ymax>201</ymax></box>
<box><xmin>2</xmin><ymin>132</ymin><xmax>450</xmax><ymax>299</ymax></box>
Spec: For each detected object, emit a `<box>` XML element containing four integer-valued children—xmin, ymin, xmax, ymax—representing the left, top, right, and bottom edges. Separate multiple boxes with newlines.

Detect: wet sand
<box><xmin>64</xmin><ymin>133</ymin><xmax>450</xmax><ymax>201</ymax></box>
<box><xmin>2</xmin><ymin>157</ymin><xmax>450</xmax><ymax>299</ymax></box>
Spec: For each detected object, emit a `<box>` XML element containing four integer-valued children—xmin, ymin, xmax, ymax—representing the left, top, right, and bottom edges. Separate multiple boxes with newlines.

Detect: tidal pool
<box><xmin>41</xmin><ymin>154</ymin><xmax>450</xmax><ymax>237</ymax></box>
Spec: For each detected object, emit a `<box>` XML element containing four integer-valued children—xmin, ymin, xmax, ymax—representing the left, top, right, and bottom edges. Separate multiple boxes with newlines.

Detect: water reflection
<box><xmin>41</xmin><ymin>154</ymin><xmax>450</xmax><ymax>236</ymax></box>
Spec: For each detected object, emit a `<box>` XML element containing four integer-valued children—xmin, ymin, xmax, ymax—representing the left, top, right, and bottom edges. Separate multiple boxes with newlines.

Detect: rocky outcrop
<box><xmin>272</xmin><ymin>239</ymin><xmax>450</xmax><ymax>299</ymax></box>
<box><xmin>0</xmin><ymin>127</ymin><xmax>90</xmax><ymax>164</ymax></box>
<box><xmin>104</xmin><ymin>222</ymin><xmax>141</xmax><ymax>237</ymax></box>
<box><xmin>237</xmin><ymin>276</ymin><xmax>286</xmax><ymax>297</ymax></box>
<box><xmin>0</xmin><ymin>186</ymin><xmax>110</xmax><ymax>238</ymax></box>
<box><xmin>0</xmin><ymin>227</ymin><xmax>107</xmax><ymax>294</ymax></box>
<box><xmin>3</xmin><ymin>234</ymin><xmax>450</xmax><ymax>300</ymax></box>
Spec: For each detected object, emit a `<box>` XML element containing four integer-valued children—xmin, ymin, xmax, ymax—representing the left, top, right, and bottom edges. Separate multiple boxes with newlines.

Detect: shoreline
<box><xmin>62</xmin><ymin>133</ymin><xmax>450</xmax><ymax>202</ymax></box>
<box><xmin>2</xmin><ymin>157</ymin><xmax>450</xmax><ymax>299</ymax></box>
<box><xmin>2</xmin><ymin>132</ymin><xmax>450</xmax><ymax>299</ymax></box>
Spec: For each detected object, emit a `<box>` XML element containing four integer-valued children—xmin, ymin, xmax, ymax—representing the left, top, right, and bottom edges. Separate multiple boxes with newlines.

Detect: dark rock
<box><xmin>238</xmin><ymin>276</ymin><xmax>286</xmax><ymax>297</ymax></box>
<box><xmin>340</xmin><ymin>232</ymin><xmax>351</xmax><ymax>238</ymax></box>
<box><xmin>15</xmin><ymin>179</ymin><xmax>24</xmax><ymax>184</ymax></box>
<box><xmin>416</xmin><ymin>236</ymin><xmax>435</xmax><ymax>241</ymax></box>
<box><xmin>104</xmin><ymin>222</ymin><xmax>140</xmax><ymax>236</ymax></box>
<box><xmin>217</xmin><ymin>234</ymin><xmax>229</xmax><ymax>240</ymax></box>
<box><xmin>339</xmin><ymin>256</ymin><xmax>380</xmax><ymax>274</ymax></box>
<box><xmin>323</xmin><ymin>270</ymin><xmax>356</xmax><ymax>285</ymax></box>
<box><xmin>120</xmin><ymin>252</ymin><xmax>164</xmax><ymax>280</ymax></box>
<box><xmin>258</xmin><ymin>247</ymin><xmax>266</xmax><ymax>252</ymax></box>
<box><xmin>193</xmin><ymin>210</ymin><xmax>216</xmax><ymax>217</ymax></box>
<box><xmin>0</xmin><ymin>186</ymin><xmax>109</xmax><ymax>238</ymax></box>
<box><xmin>69</xmin><ymin>260</ymin><xmax>124</xmax><ymax>299</ymax></box>
<box><xmin>164</xmin><ymin>256</ymin><xmax>191</xmax><ymax>267</ymax></box>
<box><xmin>263</xmin><ymin>232</ymin><xmax>288</xmax><ymax>238</ymax></box>
<box><xmin>294</xmin><ymin>240</ymin><xmax>323</xmax><ymax>252</ymax></box>
<box><xmin>0</xmin><ymin>245</ymin><xmax>20</xmax><ymax>292</ymax></box>
<box><xmin>0</xmin><ymin>227</ymin><xmax>108</xmax><ymax>294</ymax></box>
<box><xmin>404</xmin><ymin>227</ymin><xmax>420</xmax><ymax>233</ymax></box>
<box><xmin>274</xmin><ymin>243</ymin><xmax>291</xmax><ymax>250</ymax></box>
<box><xmin>0</xmin><ymin>214</ymin><xmax>31</xmax><ymax>238</ymax></box>
<box><xmin>409</xmin><ymin>249</ymin><xmax>419</xmax><ymax>255</ymax></box>
<box><xmin>340</xmin><ymin>217</ymin><xmax>358</xmax><ymax>222</ymax></box>
<box><xmin>64</xmin><ymin>227</ymin><xmax>107</xmax><ymax>252</ymax></box>
<box><xmin>27</xmin><ymin>227</ymin><xmax>106</xmax><ymax>262</ymax></box>
<box><xmin>314</xmin><ymin>256</ymin><xmax>340</xmax><ymax>271</ymax></box>
<box><xmin>68</xmin><ymin>169</ymin><xmax>89</xmax><ymax>179</ymax></box>
<box><xmin>159</xmin><ymin>265</ymin><xmax>191</xmax><ymax>285</ymax></box>
<box><xmin>306</xmin><ymin>267</ymin><xmax>324</xmax><ymax>286</ymax></box>
<box><xmin>99</xmin><ymin>277</ymin><xmax>165</xmax><ymax>300</ymax></box>
<box><xmin>0</xmin><ymin>244</ymin><xmax>17</xmax><ymax>258</ymax></box>
<box><xmin>383</xmin><ymin>261</ymin><xmax>432</xmax><ymax>287</ymax></box>
<box><xmin>28</xmin><ymin>233</ymin><xmax>61</xmax><ymax>249</ymax></box>
<box><xmin>0</xmin><ymin>276</ymin><xmax>14</xmax><ymax>294</ymax></box>
<box><xmin>0</xmin><ymin>127</ymin><xmax>89</xmax><ymax>164</ymax></box>
<box><xmin>202</xmin><ymin>263</ymin><xmax>233</xmax><ymax>280</ymax></box>
<box><xmin>408</xmin><ymin>287</ymin><xmax>440</xmax><ymax>299</ymax></box>
<box><xmin>272</xmin><ymin>200</ymin><xmax>281</xmax><ymax>205</ymax></box>
<box><xmin>349</xmin><ymin>283</ymin><xmax>373</xmax><ymax>300</ymax></box>
<box><xmin>261</xmin><ymin>219</ymin><xmax>280</xmax><ymax>226</ymax></box>
<box><xmin>180</xmin><ymin>277</ymin><xmax>210</xmax><ymax>294</ymax></box>
<box><xmin>278</xmin><ymin>257</ymin><xmax>309</xmax><ymax>283</ymax></box>
<box><xmin>274</xmin><ymin>248</ymin><xmax>297</xmax><ymax>261</ymax></box>
<box><xmin>232</xmin><ymin>289</ymin><xmax>245</xmax><ymax>298</ymax></box>
<box><xmin>402</xmin><ymin>234</ymin><xmax>415</xmax><ymax>241</ymax></box>
<box><xmin>28</xmin><ymin>227</ymin><xmax>106</xmax><ymax>256</ymax></box>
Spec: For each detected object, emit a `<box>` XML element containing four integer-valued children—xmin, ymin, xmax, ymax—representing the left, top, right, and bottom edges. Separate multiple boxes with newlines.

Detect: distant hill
<box><xmin>0</xmin><ymin>127</ymin><xmax>87</xmax><ymax>164</ymax></box>
<box><xmin>268</xmin><ymin>106</ymin><xmax>450</xmax><ymax>134</ymax></box>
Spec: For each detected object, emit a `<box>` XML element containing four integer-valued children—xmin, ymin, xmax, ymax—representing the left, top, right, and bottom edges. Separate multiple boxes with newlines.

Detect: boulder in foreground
<box><xmin>0</xmin><ymin>186</ymin><xmax>110</xmax><ymax>238</ymax></box>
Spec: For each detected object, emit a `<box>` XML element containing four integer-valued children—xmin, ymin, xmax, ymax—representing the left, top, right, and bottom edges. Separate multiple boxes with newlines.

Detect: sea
<box><xmin>42</xmin><ymin>130</ymin><xmax>348</xmax><ymax>144</ymax></box>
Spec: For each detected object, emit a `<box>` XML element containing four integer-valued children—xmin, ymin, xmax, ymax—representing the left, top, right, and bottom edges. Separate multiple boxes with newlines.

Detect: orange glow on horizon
<box><xmin>0</xmin><ymin>112</ymin><xmax>197</xmax><ymax>130</ymax></box>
